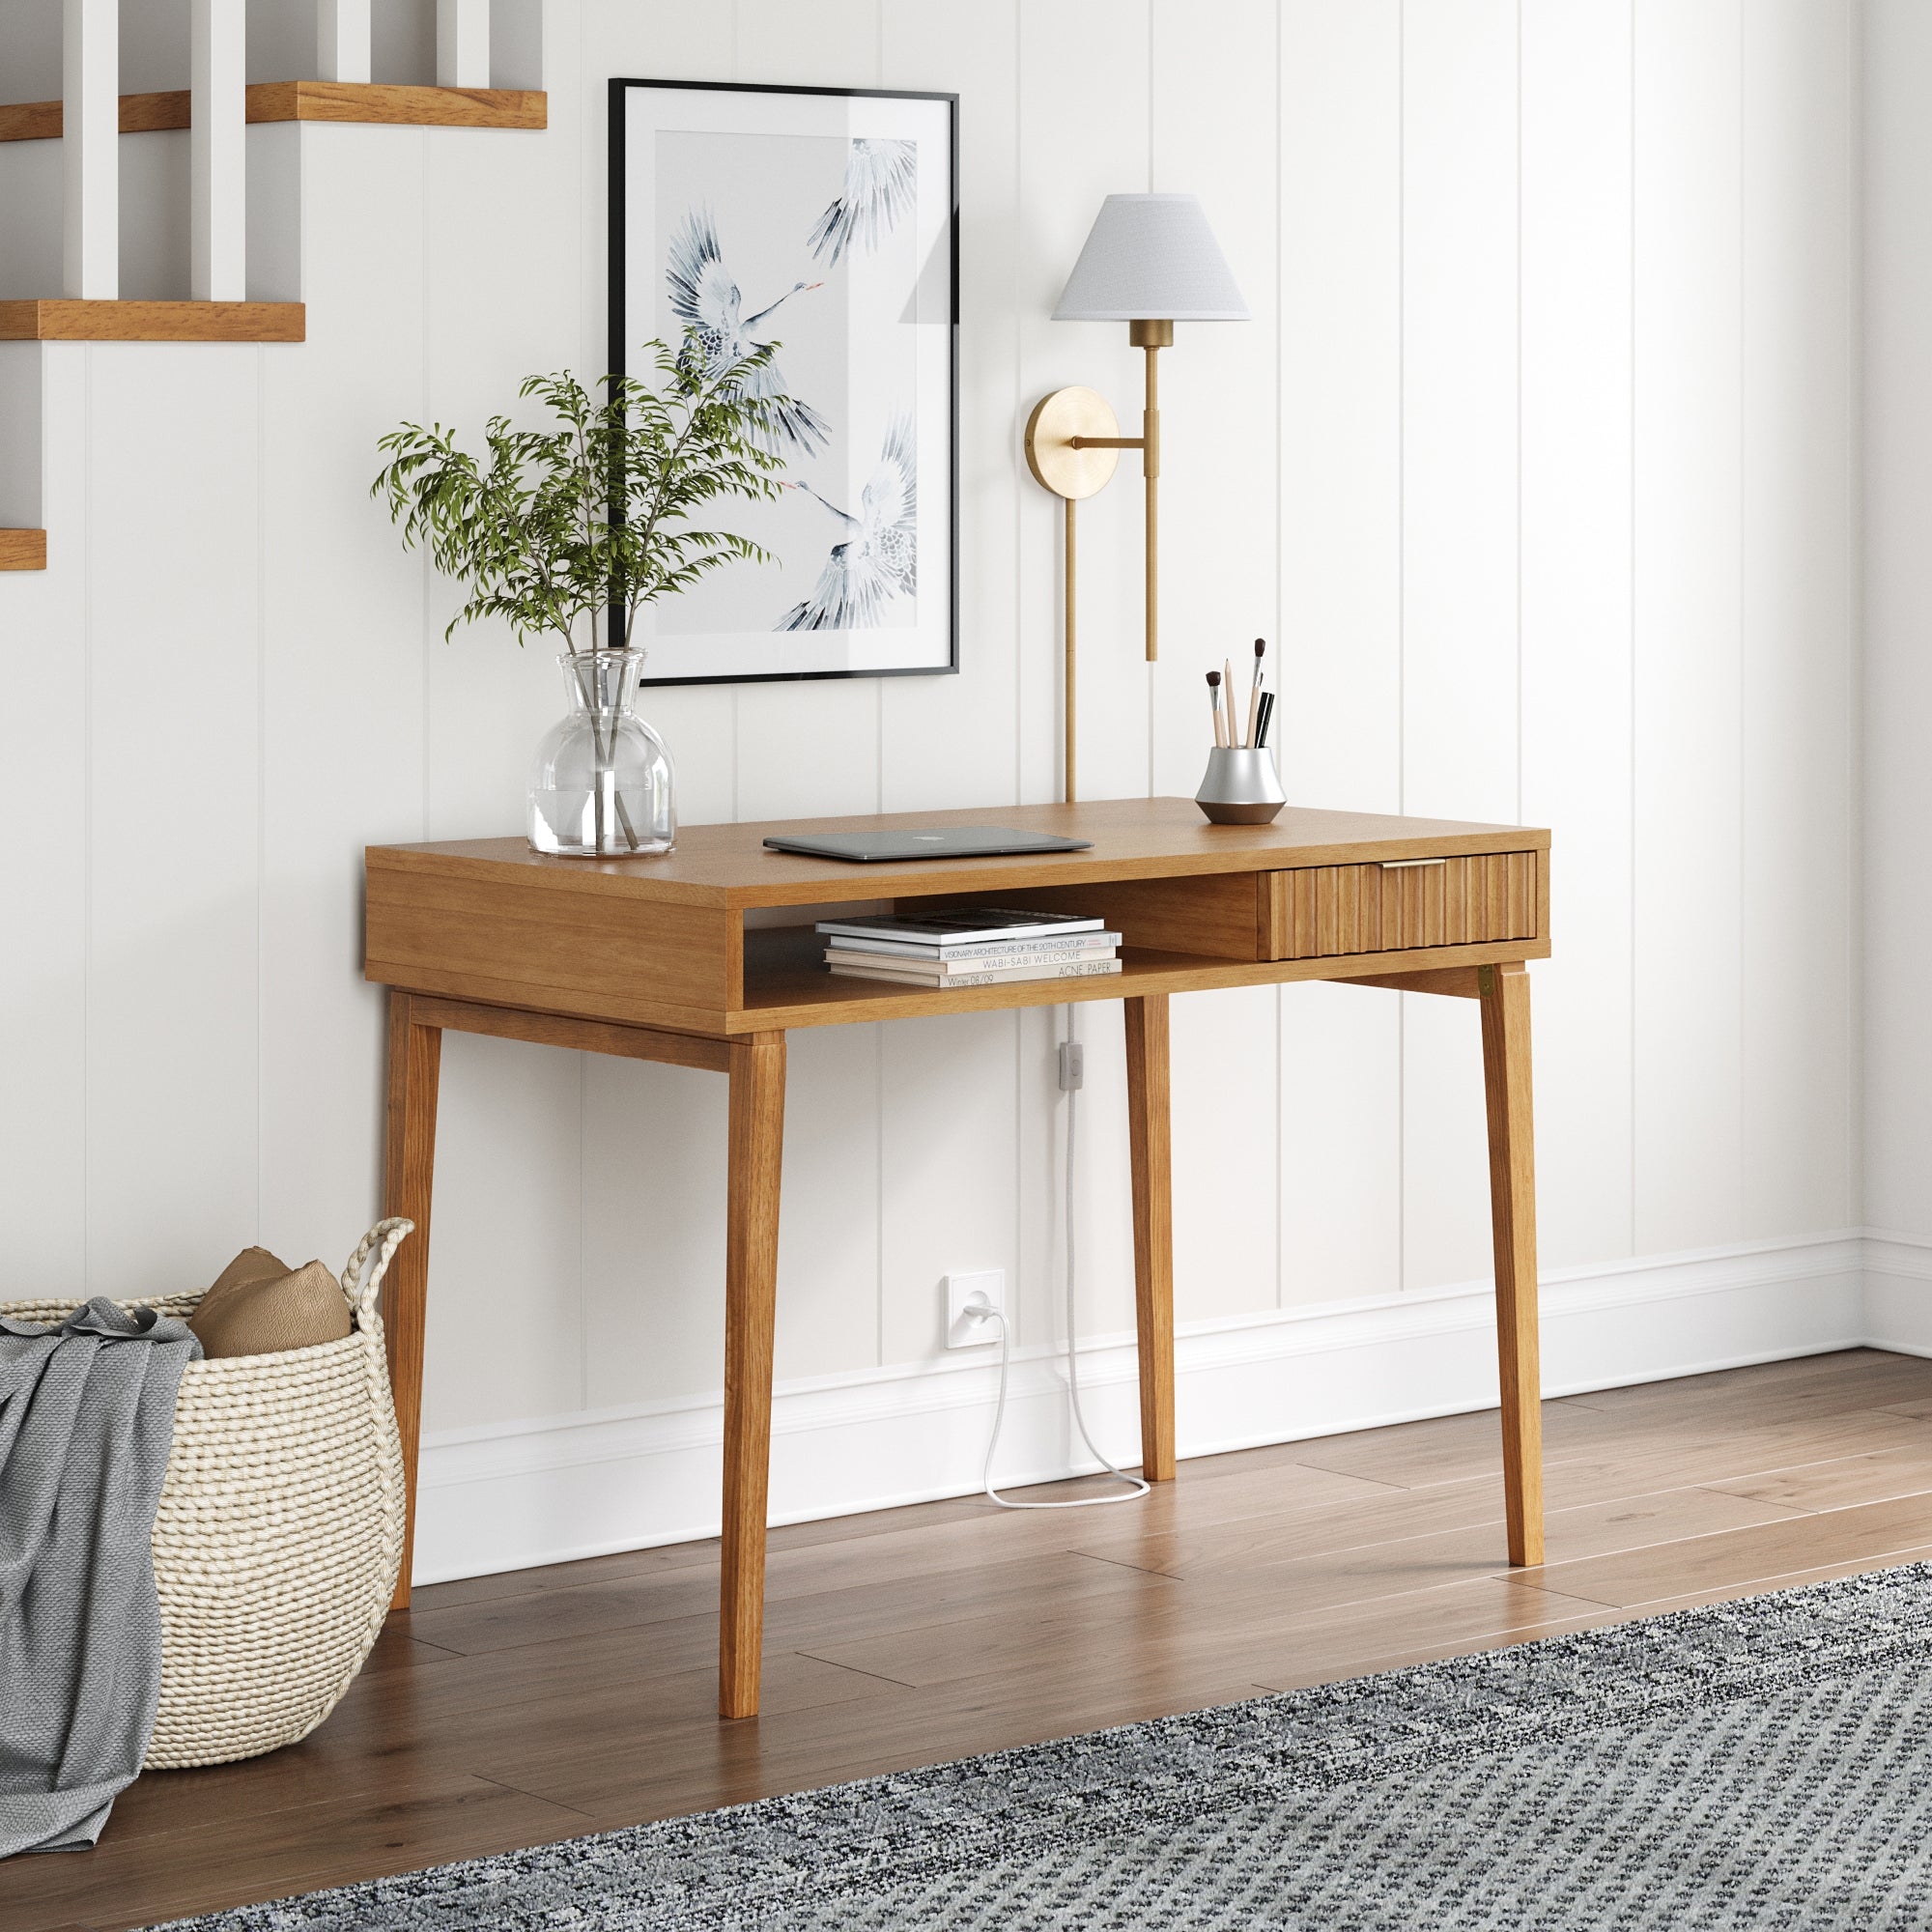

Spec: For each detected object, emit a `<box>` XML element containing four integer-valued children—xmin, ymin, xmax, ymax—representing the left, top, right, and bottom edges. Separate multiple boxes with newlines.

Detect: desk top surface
<box><xmin>369</xmin><ymin>797</ymin><xmax>1548</xmax><ymax>909</ymax></box>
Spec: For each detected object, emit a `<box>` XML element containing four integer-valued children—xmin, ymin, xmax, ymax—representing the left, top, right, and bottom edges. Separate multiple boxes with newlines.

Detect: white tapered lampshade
<box><xmin>1052</xmin><ymin>193</ymin><xmax>1249</xmax><ymax>323</ymax></box>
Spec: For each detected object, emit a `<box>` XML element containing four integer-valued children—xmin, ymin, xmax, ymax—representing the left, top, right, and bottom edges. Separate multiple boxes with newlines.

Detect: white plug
<box><xmin>945</xmin><ymin>1268</ymin><xmax>1006</xmax><ymax>1348</ymax></box>
<box><xmin>1058</xmin><ymin>1039</ymin><xmax>1084</xmax><ymax>1091</ymax></box>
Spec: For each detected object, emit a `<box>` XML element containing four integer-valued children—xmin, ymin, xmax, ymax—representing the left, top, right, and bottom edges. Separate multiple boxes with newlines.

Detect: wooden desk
<box><xmin>364</xmin><ymin>797</ymin><xmax>1551</xmax><ymax>1718</ymax></box>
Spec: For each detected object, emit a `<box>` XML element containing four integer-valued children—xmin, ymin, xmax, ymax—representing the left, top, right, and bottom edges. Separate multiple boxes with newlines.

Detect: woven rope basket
<box><xmin>1</xmin><ymin>1217</ymin><xmax>412</xmax><ymax>1770</ymax></box>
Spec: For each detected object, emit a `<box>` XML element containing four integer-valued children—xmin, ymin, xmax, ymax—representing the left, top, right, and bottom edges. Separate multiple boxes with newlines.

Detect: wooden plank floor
<box><xmin>10</xmin><ymin>1347</ymin><xmax>1932</xmax><ymax>1930</ymax></box>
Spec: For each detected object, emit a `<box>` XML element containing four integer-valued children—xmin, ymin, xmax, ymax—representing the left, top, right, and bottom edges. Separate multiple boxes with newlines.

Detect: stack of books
<box><xmin>817</xmin><ymin>906</ymin><xmax>1122</xmax><ymax>989</ymax></box>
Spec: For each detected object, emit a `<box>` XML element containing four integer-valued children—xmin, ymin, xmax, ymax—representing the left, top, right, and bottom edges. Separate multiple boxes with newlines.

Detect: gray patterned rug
<box><xmin>148</xmin><ymin>1562</ymin><xmax>1932</xmax><ymax>1930</ymax></box>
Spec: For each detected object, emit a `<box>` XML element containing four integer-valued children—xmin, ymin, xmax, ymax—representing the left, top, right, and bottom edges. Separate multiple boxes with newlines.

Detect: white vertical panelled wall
<box><xmin>0</xmin><ymin>1</ymin><xmax>1872</xmax><ymax>1585</ymax></box>
<box><xmin>1862</xmin><ymin>2</ymin><xmax>1932</xmax><ymax>1330</ymax></box>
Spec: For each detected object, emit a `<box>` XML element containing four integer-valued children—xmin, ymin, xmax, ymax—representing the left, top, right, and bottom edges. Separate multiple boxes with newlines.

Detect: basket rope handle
<box><xmin>338</xmin><ymin>1217</ymin><xmax>414</xmax><ymax>1329</ymax></box>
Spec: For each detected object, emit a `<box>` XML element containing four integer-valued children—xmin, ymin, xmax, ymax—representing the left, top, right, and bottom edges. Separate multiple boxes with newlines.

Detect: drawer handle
<box><xmin>1378</xmin><ymin>858</ymin><xmax>1447</xmax><ymax>870</ymax></box>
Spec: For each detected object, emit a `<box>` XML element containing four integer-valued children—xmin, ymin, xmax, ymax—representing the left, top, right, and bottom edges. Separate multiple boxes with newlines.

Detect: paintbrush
<box><xmin>1244</xmin><ymin>638</ymin><xmax>1266</xmax><ymax>749</ymax></box>
<box><xmin>1207</xmin><ymin>669</ymin><xmax>1226</xmax><ymax>748</ymax></box>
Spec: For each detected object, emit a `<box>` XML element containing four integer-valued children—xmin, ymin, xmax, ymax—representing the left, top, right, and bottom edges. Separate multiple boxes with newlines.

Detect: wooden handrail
<box><xmin>0</xmin><ymin>300</ymin><xmax>304</xmax><ymax>343</ymax></box>
<box><xmin>0</xmin><ymin>82</ymin><xmax>546</xmax><ymax>143</ymax></box>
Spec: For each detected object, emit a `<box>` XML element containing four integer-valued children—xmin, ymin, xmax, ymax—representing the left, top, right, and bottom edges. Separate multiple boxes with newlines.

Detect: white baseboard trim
<box><xmin>1861</xmin><ymin>1231</ymin><xmax>1932</xmax><ymax>1357</ymax></box>
<box><xmin>411</xmin><ymin>1229</ymin><xmax>1885</xmax><ymax>1585</ymax></box>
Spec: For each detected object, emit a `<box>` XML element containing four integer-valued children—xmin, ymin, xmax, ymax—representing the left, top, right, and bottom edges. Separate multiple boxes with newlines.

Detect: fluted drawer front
<box><xmin>1270</xmin><ymin>852</ymin><xmax>1539</xmax><ymax>961</ymax></box>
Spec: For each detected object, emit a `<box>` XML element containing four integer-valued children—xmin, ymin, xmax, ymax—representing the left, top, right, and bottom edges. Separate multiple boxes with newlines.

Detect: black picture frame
<box><xmin>608</xmin><ymin>76</ymin><xmax>960</xmax><ymax>688</ymax></box>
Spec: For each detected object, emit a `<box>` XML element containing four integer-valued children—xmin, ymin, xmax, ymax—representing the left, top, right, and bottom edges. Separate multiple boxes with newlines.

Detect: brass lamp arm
<box><xmin>1129</xmin><ymin>321</ymin><xmax>1166</xmax><ymax>665</ymax></box>
<box><xmin>1023</xmin><ymin>385</ymin><xmax>1123</xmax><ymax>804</ymax></box>
<box><xmin>1020</xmin><ymin>315</ymin><xmax>1172</xmax><ymax>801</ymax></box>
<box><xmin>1064</xmin><ymin>332</ymin><xmax>1164</xmax><ymax>665</ymax></box>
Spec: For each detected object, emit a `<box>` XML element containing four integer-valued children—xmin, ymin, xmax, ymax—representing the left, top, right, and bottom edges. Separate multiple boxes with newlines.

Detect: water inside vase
<box><xmin>527</xmin><ymin>650</ymin><xmax>675</xmax><ymax>857</ymax></box>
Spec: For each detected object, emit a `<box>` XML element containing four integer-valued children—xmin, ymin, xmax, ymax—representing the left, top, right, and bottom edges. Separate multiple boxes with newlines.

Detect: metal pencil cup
<box><xmin>1196</xmin><ymin>747</ymin><xmax>1286</xmax><ymax>825</ymax></box>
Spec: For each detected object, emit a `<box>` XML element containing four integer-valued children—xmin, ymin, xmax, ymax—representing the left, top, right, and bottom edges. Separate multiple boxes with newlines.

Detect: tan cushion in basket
<box><xmin>189</xmin><ymin>1246</ymin><xmax>352</xmax><ymax>1358</ymax></box>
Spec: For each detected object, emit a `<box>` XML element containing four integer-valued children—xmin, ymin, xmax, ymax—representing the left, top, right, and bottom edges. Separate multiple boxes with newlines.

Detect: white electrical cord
<box><xmin>964</xmin><ymin>1006</ymin><xmax>1151</xmax><ymax>1512</ymax></box>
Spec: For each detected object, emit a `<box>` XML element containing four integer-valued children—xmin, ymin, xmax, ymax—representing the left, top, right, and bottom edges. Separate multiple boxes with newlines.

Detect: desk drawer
<box><xmin>1268</xmin><ymin>852</ymin><xmax>1539</xmax><ymax>961</ymax></box>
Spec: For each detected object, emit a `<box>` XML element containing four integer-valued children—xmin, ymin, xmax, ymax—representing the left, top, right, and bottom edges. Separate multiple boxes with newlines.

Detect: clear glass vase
<box><xmin>527</xmin><ymin>650</ymin><xmax>675</xmax><ymax>857</ymax></box>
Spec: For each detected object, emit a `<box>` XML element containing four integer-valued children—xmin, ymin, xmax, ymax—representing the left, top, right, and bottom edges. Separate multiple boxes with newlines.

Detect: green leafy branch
<box><xmin>371</xmin><ymin>334</ymin><xmax>791</xmax><ymax>652</ymax></box>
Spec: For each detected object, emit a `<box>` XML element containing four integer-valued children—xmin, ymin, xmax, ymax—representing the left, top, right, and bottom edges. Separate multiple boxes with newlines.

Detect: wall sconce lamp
<box><xmin>1025</xmin><ymin>193</ymin><xmax>1248</xmax><ymax>800</ymax></box>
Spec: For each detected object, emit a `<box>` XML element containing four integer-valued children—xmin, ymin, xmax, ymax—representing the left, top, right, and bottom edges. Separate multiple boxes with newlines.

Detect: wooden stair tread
<box><xmin>0</xmin><ymin>530</ymin><xmax>46</xmax><ymax>571</ymax></box>
<box><xmin>0</xmin><ymin>81</ymin><xmax>546</xmax><ymax>144</ymax></box>
<box><xmin>0</xmin><ymin>301</ymin><xmax>303</xmax><ymax>343</ymax></box>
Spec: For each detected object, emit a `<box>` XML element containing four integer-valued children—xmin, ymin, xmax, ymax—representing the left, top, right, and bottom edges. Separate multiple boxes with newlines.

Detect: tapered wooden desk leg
<box><xmin>1124</xmin><ymin>994</ymin><xmax>1176</xmax><ymax>1483</ymax></box>
<box><xmin>383</xmin><ymin>991</ymin><xmax>443</xmax><ymax>1610</ymax></box>
<box><xmin>1480</xmin><ymin>963</ymin><xmax>1544</xmax><ymax>1567</ymax></box>
<box><xmin>720</xmin><ymin>1030</ymin><xmax>786</xmax><ymax>1719</ymax></box>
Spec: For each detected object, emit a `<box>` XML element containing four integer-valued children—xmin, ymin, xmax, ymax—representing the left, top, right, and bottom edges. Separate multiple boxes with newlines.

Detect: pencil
<box><xmin>1225</xmin><ymin>657</ymin><xmax>1236</xmax><ymax>748</ymax></box>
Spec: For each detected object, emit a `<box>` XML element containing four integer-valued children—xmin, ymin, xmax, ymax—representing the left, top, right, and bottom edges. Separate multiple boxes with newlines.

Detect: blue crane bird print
<box><xmin>779</xmin><ymin>414</ymin><xmax>918</xmax><ymax>632</ymax></box>
<box><xmin>662</xmin><ymin>137</ymin><xmax>922</xmax><ymax>635</ymax></box>
<box><xmin>666</xmin><ymin>209</ymin><xmax>833</xmax><ymax>458</ymax></box>
<box><xmin>627</xmin><ymin>77</ymin><xmax>953</xmax><ymax>681</ymax></box>
<box><xmin>808</xmin><ymin>138</ymin><xmax>918</xmax><ymax>267</ymax></box>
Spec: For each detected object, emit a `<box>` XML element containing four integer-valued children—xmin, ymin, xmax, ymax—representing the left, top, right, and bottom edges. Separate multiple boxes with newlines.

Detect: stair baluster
<box><xmin>317</xmin><ymin>0</ymin><xmax>372</xmax><ymax>87</ymax></box>
<box><xmin>437</xmin><ymin>0</ymin><xmax>491</xmax><ymax>91</ymax></box>
<box><xmin>61</xmin><ymin>0</ymin><xmax>116</xmax><ymax>299</ymax></box>
<box><xmin>189</xmin><ymin>0</ymin><xmax>244</xmax><ymax>302</ymax></box>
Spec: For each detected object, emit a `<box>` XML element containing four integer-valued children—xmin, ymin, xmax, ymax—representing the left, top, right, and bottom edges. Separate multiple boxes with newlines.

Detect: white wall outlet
<box><xmin>945</xmin><ymin>1268</ymin><xmax>1006</xmax><ymax>1349</ymax></box>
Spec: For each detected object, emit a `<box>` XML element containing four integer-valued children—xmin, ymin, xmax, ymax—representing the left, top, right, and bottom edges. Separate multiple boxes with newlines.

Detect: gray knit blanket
<box><xmin>0</xmin><ymin>1299</ymin><xmax>200</xmax><ymax>1857</ymax></box>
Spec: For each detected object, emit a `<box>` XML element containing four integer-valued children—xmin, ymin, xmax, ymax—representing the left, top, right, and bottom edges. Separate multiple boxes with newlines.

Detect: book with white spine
<box><xmin>823</xmin><ymin>942</ymin><xmax>1119</xmax><ymax>978</ymax></box>
<box><xmin>828</xmin><ymin>957</ymin><xmax>1123</xmax><ymax>989</ymax></box>
<box><xmin>824</xmin><ymin>929</ymin><xmax>1122</xmax><ymax>963</ymax></box>
<box><xmin>814</xmin><ymin>907</ymin><xmax>1105</xmax><ymax>948</ymax></box>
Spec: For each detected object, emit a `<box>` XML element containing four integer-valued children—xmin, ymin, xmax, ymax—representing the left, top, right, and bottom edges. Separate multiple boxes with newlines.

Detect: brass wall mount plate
<box><xmin>1024</xmin><ymin>385</ymin><xmax>1122</xmax><ymax>500</ymax></box>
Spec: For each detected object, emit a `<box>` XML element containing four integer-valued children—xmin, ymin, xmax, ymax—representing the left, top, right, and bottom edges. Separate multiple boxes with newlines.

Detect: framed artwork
<box><xmin>609</xmin><ymin>77</ymin><xmax>958</xmax><ymax>686</ymax></box>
